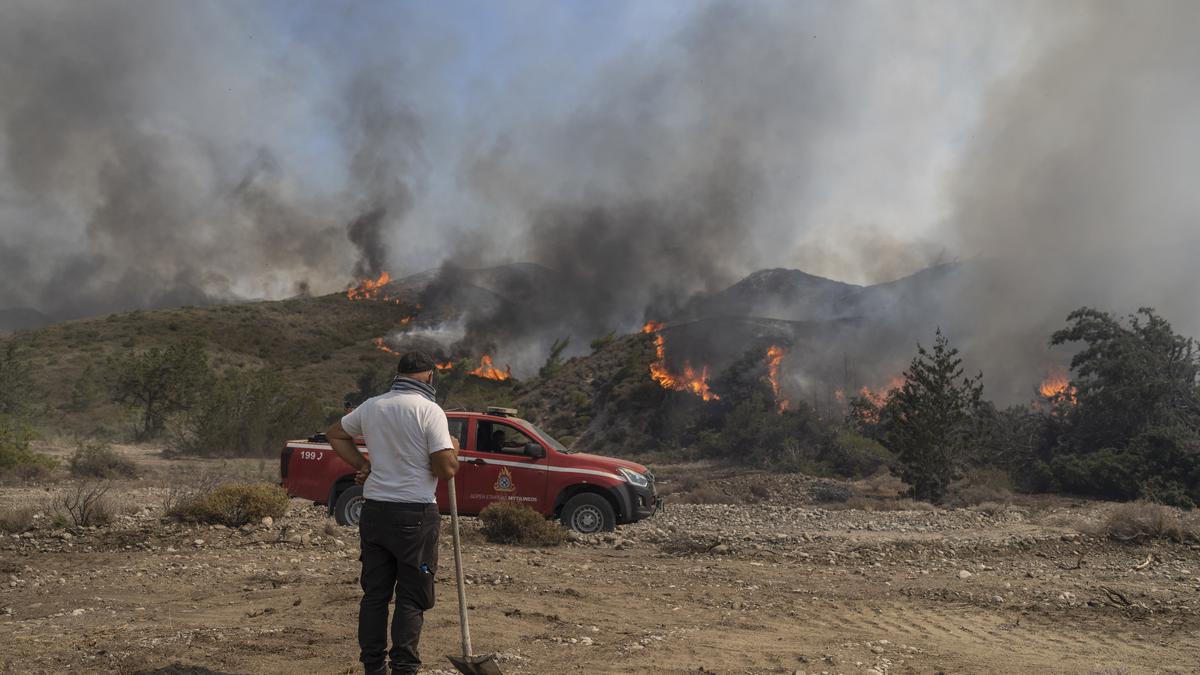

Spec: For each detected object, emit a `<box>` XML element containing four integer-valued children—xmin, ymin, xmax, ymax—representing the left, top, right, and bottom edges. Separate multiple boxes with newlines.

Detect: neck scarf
<box><xmin>389</xmin><ymin>376</ymin><xmax>438</xmax><ymax>403</ymax></box>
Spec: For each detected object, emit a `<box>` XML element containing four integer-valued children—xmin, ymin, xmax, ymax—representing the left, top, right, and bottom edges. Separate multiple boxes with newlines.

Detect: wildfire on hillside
<box><xmin>642</xmin><ymin>321</ymin><xmax>719</xmax><ymax>401</ymax></box>
<box><xmin>766</xmin><ymin>345</ymin><xmax>789</xmax><ymax>412</ymax></box>
<box><xmin>470</xmin><ymin>354</ymin><xmax>512</xmax><ymax>381</ymax></box>
<box><xmin>1039</xmin><ymin>366</ymin><xmax>1077</xmax><ymax>404</ymax></box>
<box><xmin>346</xmin><ymin>271</ymin><xmax>408</xmax><ymax>304</ymax></box>
<box><xmin>436</xmin><ymin>361</ymin><xmax>454</xmax><ymax>370</ymax></box>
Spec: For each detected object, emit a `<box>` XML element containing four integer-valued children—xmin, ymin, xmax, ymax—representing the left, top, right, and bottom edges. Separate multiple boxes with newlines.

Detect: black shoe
<box><xmin>364</xmin><ymin>664</ymin><xmax>387</xmax><ymax>675</ymax></box>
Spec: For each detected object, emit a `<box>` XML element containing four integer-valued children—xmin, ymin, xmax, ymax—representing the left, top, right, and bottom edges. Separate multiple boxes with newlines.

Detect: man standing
<box><xmin>326</xmin><ymin>351</ymin><xmax>460</xmax><ymax>675</ymax></box>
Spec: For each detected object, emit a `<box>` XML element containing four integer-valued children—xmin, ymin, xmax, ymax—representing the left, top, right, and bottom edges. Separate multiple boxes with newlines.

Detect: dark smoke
<box><xmin>0</xmin><ymin>1</ymin><xmax>420</xmax><ymax>319</ymax></box>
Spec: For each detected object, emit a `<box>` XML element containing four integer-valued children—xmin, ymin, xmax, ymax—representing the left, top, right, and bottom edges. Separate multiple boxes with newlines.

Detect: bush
<box><xmin>68</xmin><ymin>440</ymin><xmax>139</xmax><ymax>479</ymax></box>
<box><xmin>478</xmin><ymin>502</ymin><xmax>566</xmax><ymax>546</ymax></box>
<box><xmin>0</xmin><ymin>417</ymin><xmax>56</xmax><ymax>478</ymax></box>
<box><xmin>0</xmin><ymin>505</ymin><xmax>36</xmax><ymax>533</ymax></box>
<box><xmin>829</xmin><ymin>431</ymin><xmax>896</xmax><ymax>478</ymax></box>
<box><xmin>1088</xmin><ymin>502</ymin><xmax>1199</xmax><ymax>543</ymax></box>
<box><xmin>54</xmin><ymin>482</ymin><xmax>114</xmax><ymax>528</ymax></box>
<box><xmin>166</xmin><ymin>482</ymin><xmax>289</xmax><ymax>527</ymax></box>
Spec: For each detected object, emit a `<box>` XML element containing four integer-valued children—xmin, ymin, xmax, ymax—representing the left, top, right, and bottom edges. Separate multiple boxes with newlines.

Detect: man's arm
<box><xmin>430</xmin><ymin>437</ymin><xmax>459</xmax><ymax>480</ymax></box>
<box><xmin>327</xmin><ymin>420</ymin><xmax>368</xmax><ymax>473</ymax></box>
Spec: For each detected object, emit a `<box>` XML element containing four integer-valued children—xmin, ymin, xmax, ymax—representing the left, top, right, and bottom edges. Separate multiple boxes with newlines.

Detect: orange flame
<box><xmin>436</xmin><ymin>361</ymin><xmax>454</xmax><ymax>371</ymax></box>
<box><xmin>469</xmin><ymin>354</ymin><xmax>512</xmax><ymax>381</ymax></box>
<box><xmin>347</xmin><ymin>272</ymin><xmax>392</xmax><ymax>300</ymax></box>
<box><xmin>372</xmin><ymin>337</ymin><xmax>401</xmax><ymax>356</ymax></box>
<box><xmin>860</xmin><ymin>375</ymin><xmax>905</xmax><ymax>408</ymax></box>
<box><xmin>642</xmin><ymin>322</ymin><xmax>719</xmax><ymax>401</ymax></box>
<box><xmin>1039</xmin><ymin>366</ymin><xmax>1077</xmax><ymax>404</ymax></box>
<box><xmin>766</xmin><ymin>345</ymin><xmax>789</xmax><ymax>412</ymax></box>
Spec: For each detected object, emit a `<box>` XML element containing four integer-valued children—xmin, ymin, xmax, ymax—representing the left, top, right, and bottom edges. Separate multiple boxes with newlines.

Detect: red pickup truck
<box><xmin>280</xmin><ymin>407</ymin><xmax>659</xmax><ymax>534</ymax></box>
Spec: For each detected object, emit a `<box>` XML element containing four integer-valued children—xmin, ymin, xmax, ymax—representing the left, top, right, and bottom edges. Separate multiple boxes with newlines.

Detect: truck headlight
<box><xmin>619</xmin><ymin>467</ymin><xmax>649</xmax><ymax>488</ymax></box>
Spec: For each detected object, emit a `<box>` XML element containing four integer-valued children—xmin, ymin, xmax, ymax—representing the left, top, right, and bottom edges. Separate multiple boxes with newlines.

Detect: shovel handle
<box><xmin>447</xmin><ymin>477</ymin><xmax>472</xmax><ymax>658</ymax></box>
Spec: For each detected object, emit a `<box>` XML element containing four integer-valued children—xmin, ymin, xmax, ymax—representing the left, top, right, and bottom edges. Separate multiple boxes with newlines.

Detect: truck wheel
<box><xmin>333</xmin><ymin>485</ymin><xmax>364</xmax><ymax>527</ymax></box>
<box><xmin>560</xmin><ymin>493</ymin><xmax>615</xmax><ymax>534</ymax></box>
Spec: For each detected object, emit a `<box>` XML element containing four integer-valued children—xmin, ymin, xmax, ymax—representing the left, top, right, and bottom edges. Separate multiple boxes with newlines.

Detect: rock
<box><xmin>957</xmin><ymin>570</ymin><xmax>973</xmax><ymax>579</ymax></box>
<box><xmin>71</xmin><ymin>609</ymin><xmax>85</xmax><ymax>616</ymax></box>
<box><xmin>193</xmin><ymin>539</ymin><xmax>205</xmax><ymax>546</ymax></box>
<box><xmin>991</xmin><ymin>595</ymin><xmax>1004</xmax><ymax>604</ymax></box>
<box><xmin>261</xmin><ymin>516</ymin><xmax>274</xmax><ymax>528</ymax></box>
<box><xmin>712</xmin><ymin>544</ymin><xmax>730</xmax><ymax>554</ymax></box>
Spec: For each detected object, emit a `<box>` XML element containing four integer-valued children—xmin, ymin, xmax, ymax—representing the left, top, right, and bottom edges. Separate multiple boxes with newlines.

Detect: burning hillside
<box><xmin>642</xmin><ymin>322</ymin><xmax>718</xmax><ymax>401</ymax></box>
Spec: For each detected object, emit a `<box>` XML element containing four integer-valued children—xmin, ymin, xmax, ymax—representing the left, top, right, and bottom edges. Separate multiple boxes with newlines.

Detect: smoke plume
<box><xmin>941</xmin><ymin>3</ymin><xmax>1200</xmax><ymax>401</ymax></box>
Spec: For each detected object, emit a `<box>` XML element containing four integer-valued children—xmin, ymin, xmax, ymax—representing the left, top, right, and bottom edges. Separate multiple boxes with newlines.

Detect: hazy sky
<box><xmin>2</xmin><ymin>0</ymin><xmax>1195</xmax><ymax>350</ymax></box>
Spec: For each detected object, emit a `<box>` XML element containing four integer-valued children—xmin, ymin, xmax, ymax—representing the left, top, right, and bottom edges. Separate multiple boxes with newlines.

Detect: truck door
<box><xmin>455</xmin><ymin>419</ymin><xmax>549</xmax><ymax>515</ymax></box>
<box><xmin>434</xmin><ymin>416</ymin><xmax>470</xmax><ymax>512</ymax></box>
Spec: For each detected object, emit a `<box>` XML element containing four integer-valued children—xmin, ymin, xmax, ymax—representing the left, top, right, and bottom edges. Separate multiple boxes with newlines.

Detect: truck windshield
<box><xmin>523</xmin><ymin>422</ymin><xmax>575</xmax><ymax>454</ymax></box>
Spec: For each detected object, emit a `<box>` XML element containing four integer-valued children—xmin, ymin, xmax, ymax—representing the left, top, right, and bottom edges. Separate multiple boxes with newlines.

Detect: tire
<box><xmin>333</xmin><ymin>485</ymin><xmax>364</xmax><ymax>527</ymax></box>
<box><xmin>560</xmin><ymin>493</ymin><xmax>615</xmax><ymax>534</ymax></box>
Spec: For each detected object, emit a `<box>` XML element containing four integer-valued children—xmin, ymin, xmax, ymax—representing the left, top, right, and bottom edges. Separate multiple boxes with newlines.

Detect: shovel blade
<box><xmin>446</xmin><ymin>653</ymin><xmax>503</xmax><ymax>675</ymax></box>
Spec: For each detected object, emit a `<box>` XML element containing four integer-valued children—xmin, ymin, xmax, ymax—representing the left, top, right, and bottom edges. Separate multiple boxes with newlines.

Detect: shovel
<box><xmin>445</xmin><ymin>477</ymin><xmax>503</xmax><ymax>675</ymax></box>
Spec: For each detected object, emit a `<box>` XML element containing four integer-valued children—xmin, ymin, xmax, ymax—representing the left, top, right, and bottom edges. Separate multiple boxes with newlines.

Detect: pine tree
<box><xmin>882</xmin><ymin>330</ymin><xmax>983</xmax><ymax>502</ymax></box>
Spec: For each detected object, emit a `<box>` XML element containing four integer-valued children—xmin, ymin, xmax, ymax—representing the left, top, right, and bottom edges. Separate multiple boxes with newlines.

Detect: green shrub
<box><xmin>0</xmin><ymin>417</ymin><xmax>56</xmax><ymax>477</ymax></box>
<box><xmin>166</xmin><ymin>482</ymin><xmax>289</xmax><ymax>526</ymax></box>
<box><xmin>829</xmin><ymin>431</ymin><xmax>896</xmax><ymax>478</ymax></box>
<box><xmin>68</xmin><ymin>440</ymin><xmax>138</xmax><ymax>479</ymax></box>
<box><xmin>479</xmin><ymin>501</ymin><xmax>566</xmax><ymax>546</ymax></box>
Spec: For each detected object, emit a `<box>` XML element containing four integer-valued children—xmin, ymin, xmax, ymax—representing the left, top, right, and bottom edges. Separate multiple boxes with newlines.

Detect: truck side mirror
<box><xmin>524</xmin><ymin>442</ymin><xmax>546</xmax><ymax>459</ymax></box>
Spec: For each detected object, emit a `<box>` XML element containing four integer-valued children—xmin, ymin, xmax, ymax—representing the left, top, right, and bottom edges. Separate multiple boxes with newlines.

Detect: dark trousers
<box><xmin>359</xmin><ymin>500</ymin><xmax>440</xmax><ymax>675</ymax></box>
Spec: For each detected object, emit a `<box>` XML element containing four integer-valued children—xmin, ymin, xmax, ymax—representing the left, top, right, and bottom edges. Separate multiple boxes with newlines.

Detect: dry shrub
<box><xmin>55</xmin><ymin>481</ymin><xmax>114</xmax><ymax>527</ymax></box>
<box><xmin>479</xmin><ymin>501</ymin><xmax>566</xmax><ymax>546</ymax></box>
<box><xmin>68</xmin><ymin>440</ymin><xmax>139</xmax><ymax>479</ymax></box>
<box><xmin>1089</xmin><ymin>501</ymin><xmax>1199</xmax><ymax>543</ymax></box>
<box><xmin>166</xmin><ymin>481</ymin><xmax>289</xmax><ymax>527</ymax></box>
<box><xmin>0</xmin><ymin>504</ymin><xmax>36</xmax><ymax>533</ymax></box>
<box><xmin>852</xmin><ymin>470</ymin><xmax>910</xmax><ymax>498</ymax></box>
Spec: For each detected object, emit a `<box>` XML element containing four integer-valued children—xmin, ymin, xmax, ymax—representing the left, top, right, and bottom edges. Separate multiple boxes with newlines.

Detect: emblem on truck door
<box><xmin>494</xmin><ymin>466</ymin><xmax>516</xmax><ymax>493</ymax></box>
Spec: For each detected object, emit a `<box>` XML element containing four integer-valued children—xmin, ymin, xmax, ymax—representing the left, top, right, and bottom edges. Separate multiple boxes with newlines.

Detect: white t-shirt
<box><xmin>340</xmin><ymin>391</ymin><xmax>454</xmax><ymax>503</ymax></box>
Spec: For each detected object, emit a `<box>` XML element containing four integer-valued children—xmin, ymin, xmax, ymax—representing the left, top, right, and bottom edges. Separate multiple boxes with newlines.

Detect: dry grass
<box><xmin>1083</xmin><ymin>501</ymin><xmax>1200</xmax><ymax>543</ymax></box>
<box><xmin>478</xmin><ymin>502</ymin><xmax>566</xmax><ymax>547</ymax></box>
<box><xmin>0</xmin><ymin>504</ymin><xmax>37</xmax><ymax>533</ymax></box>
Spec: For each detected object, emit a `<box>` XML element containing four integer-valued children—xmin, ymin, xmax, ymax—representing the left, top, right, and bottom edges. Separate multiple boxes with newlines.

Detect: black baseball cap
<box><xmin>397</xmin><ymin>350</ymin><xmax>436</xmax><ymax>375</ymax></box>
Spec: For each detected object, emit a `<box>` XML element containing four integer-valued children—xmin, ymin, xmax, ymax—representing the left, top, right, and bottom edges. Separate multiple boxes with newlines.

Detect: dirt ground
<box><xmin>2</xmin><ymin>446</ymin><xmax>1199</xmax><ymax>674</ymax></box>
